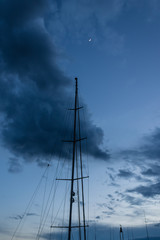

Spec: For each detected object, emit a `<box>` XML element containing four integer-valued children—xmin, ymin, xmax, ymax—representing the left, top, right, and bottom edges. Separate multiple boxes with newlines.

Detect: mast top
<box><xmin>75</xmin><ymin>77</ymin><xmax>78</xmax><ymax>96</ymax></box>
<box><xmin>75</xmin><ymin>77</ymin><xmax>78</xmax><ymax>87</ymax></box>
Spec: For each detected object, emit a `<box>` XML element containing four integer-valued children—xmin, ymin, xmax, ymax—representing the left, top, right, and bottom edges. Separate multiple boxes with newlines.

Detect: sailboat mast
<box><xmin>68</xmin><ymin>77</ymin><xmax>78</xmax><ymax>240</ymax></box>
<box><xmin>144</xmin><ymin>211</ymin><xmax>149</xmax><ymax>240</ymax></box>
<box><xmin>120</xmin><ymin>225</ymin><xmax>124</xmax><ymax>240</ymax></box>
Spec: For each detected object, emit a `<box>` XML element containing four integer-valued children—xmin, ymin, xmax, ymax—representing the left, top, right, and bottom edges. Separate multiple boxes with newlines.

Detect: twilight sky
<box><xmin>1</xmin><ymin>1</ymin><xmax>160</xmax><ymax>240</ymax></box>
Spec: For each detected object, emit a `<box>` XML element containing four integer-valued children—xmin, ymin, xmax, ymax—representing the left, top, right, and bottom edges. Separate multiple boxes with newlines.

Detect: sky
<box><xmin>1</xmin><ymin>0</ymin><xmax>160</xmax><ymax>240</ymax></box>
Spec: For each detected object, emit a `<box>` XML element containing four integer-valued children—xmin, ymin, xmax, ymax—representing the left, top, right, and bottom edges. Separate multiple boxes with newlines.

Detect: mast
<box><xmin>52</xmin><ymin>78</ymin><xmax>88</xmax><ymax>240</ymax></box>
<box><xmin>144</xmin><ymin>211</ymin><xmax>149</xmax><ymax>240</ymax></box>
<box><xmin>68</xmin><ymin>78</ymin><xmax>78</xmax><ymax>240</ymax></box>
<box><xmin>120</xmin><ymin>225</ymin><xmax>124</xmax><ymax>240</ymax></box>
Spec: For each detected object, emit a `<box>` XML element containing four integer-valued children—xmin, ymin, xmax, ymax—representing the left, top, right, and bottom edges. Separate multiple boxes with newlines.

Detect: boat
<box><xmin>11</xmin><ymin>77</ymin><xmax>89</xmax><ymax>240</ymax></box>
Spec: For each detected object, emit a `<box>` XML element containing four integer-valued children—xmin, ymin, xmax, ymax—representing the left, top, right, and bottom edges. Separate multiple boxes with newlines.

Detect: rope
<box><xmin>11</xmin><ymin>164</ymin><xmax>50</xmax><ymax>240</ymax></box>
<box><xmin>36</xmin><ymin>165</ymin><xmax>50</xmax><ymax>239</ymax></box>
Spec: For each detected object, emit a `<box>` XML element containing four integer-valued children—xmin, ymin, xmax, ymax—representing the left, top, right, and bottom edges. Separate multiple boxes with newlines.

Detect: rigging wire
<box><xmin>48</xmin><ymin>157</ymin><xmax>64</xmax><ymax>240</ymax></box>
<box><xmin>47</xmin><ymin>102</ymin><xmax>75</xmax><ymax>240</ymax></box>
<box><xmin>35</xmin><ymin>138</ymin><xmax>72</xmax><ymax>239</ymax></box>
<box><xmin>81</xmin><ymin>106</ymin><xmax>90</xmax><ymax>239</ymax></box>
<box><xmin>77</xmin><ymin>97</ymin><xmax>88</xmax><ymax>240</ymax></box>
<box><xmin>76</xmin><ymin>143</ymin><xmax>81</xmax><ymax>240</ymax></box>
<box><xmin>36</xmin><ymin>171</ymin><xmax>63</xmax><ymax>239</ymax></box>
<box><xmin>10</xmin><ymin>164</ymin><xmax>50</xmax><ymax>240</ymax></box>
<box><xmin>36</xmin><ymin>165</ymin><xmax>50</xmax><ymax>240</ymax></box>
<box><xmin>34</xmin><ymin>102</ymin><xmax>74</xmax><ymax>239</ymax></box>
<box><xmin>50</xmin><ymin>184</ymin><xmax>70</xmax><ymax>226</ymax></box>
<box><xmin>11</xmin><ymin>79</ymin><xmax>89</xmax><ymax>240</ymax></box>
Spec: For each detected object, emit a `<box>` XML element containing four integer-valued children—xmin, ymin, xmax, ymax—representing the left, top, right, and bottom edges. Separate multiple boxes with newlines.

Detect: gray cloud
<box><xmin>124</xmin><ymin>195</ymin><xmax>143</xmax><ymax>206</ymax></box>
<box><xmin>9</xmin><ymin>212</ymin><xmax>38</xmax><ymax>220</ymax></box>
<box><xmin>118</xmin><ymin>128</ymin><xmax>160</xmax><ymax>200</ymax></box>
<box><xmin>102</xmin><ymin>210</ymin><xmax>115</xmax><ymax>216</ymax></box>
<box><xmin>119</xmin><ymin>129</ymin><xmax>160</xmax><ymax>204</ymax></box>
<box><xmin>128</xmin><ymin>181</ymin><xmax>160</xmax><ymax>198</ymax></box>
<box><xmin>26</xmin><ymin>212</ymin><xmax>38</xmax><ymax>217</ymax></box>
<box><xmin>8</xmin><ymin>157</ymin><xmax>22</xmax><ymax>173</ymax></box>
<box><xmin>0</xmin><ymin>0</ymin><xmax>109</xmax><ymax>167</ymax></box>
<box><xmin>142</xmin><ymin>168</ymin><xmax>156</xmax><ymax>176</ymax></box>
<box><xmin>121</xmin><ymin>128</ymin><xmax>160</xmax><ymax>163</ymax></box>
<box><xmin>97</xmin><ymin>203</ymin><xmax>115</xmax><ymax>217</ymax></box>
<box><xmin>134</xmin><ymin>175</ymin><xmax>153</xmax><ymax>185</ymax></box>
<box><xmin>141</xmin><ymin>164</ymin><xmax>160</xmax><ymax>177</ymax></box>
<box><xmin>9</xmin><ymin>214</ymin><xmax>23</xmax><ymax>220</ymax></box>
<box><xmin>118</xmin><ymin>169</ymin><xmax>135</xmax><ymax>178</ymax></box>
<box><xmin>140</xmin><ymin>128</ymin><xmax>160</xmax><ymax>160</ymax></box>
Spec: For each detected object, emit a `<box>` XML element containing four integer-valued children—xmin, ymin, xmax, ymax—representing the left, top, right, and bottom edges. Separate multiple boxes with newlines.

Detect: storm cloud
<box><xmin>0</xmin><ymin>0</ymin><xmax>109</xmax><ymax>165</ymax></box>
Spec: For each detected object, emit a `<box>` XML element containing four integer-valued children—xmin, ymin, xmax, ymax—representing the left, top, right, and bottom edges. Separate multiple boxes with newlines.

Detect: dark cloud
<box><xmin>26</xmin><ymin>212</ymin><xmax>38</xmax><ymax>217</ymax></box>
<box><xmin>141</xmin><ymin>164</ymin><xmax>160</xmax><ymax>177</ymax></box>
<box><xmin>9</xmin><ymin>214</ymin><xmax>23</xmax><ymax>220</ymax></box>
<box><xmin>128</xmin><ymin>181</ymin><xmax>160</xmax><ymax>198</ymax></box>
<box><xmin>107</xmin><ymin>194</ymin><xmax>113</xmax><ymax>198</ymax></box>
<box><xmin>110</xmin><ymin>182</ymin><xmax>120</xmax><ymax>187</ymax></box>
<box><xmin>107</xmin><ymin>206</ymin><xmax>114</xmax><ymax>211</ymax></box>
<box><xmin>140</xmin><ymin>128</ymin><xmax>160</xmax><ymax>160</ymax></box>
<box><xmin>0</xmin><ymin>0</ymin><xmax>109</xmax><ymax>166</ymax></box>
<box><xmin>142</xmin><ymin>168</ymin><xmax>156</xmax><ymax>176</ymax></box>
<box><xmin>135</xmin><ymin>175</ymin><xmax>152</xmax><ymax>183</ymax></box>
<box><xmin>108</xmin><ymin>173</ymin><xmax>115</xmax><ymax>182</ymax></box>
<box><xmin>97</xmin><ymin>203</ymin><xmax>115</xmax><ymax>217</ymax></box>
<box><xmin>9</xmin><ymin>212</ymin><xmax>38</xmax><ymax>220</ymax></box>
<box><xmin>118</xmin><ymin>169</ymin><xmax>134</xmax><ymax>178</ymax></box>
<box><xmin>102</xmin><ymin>210</ymin><xmax>115</xmax><ymax>216</ymax></box>
<box><xmin>124</xmin><ymin>195</ymin><xmax>143</xmax><ymax>206</ymax></box>
<box><xmin>118</xmin><ymin>130</ymin><xmax>160</xmax><ymax>201</ymax></box>
<box><xmin>120</xmin><ymin>128</ymin><xmax>160</xmax><ymax>162</ymax></box>
<box><xmin>113</xmin><ymin>190</ymin><xmax>145</xmax><ymax>208</ymax></box>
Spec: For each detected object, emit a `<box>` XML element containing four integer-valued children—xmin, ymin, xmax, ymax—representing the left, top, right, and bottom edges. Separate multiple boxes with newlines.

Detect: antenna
<box><xmin>144</xmin><ymin>211</ymin><xmax>149</xmax><ymax>240</ymax></box>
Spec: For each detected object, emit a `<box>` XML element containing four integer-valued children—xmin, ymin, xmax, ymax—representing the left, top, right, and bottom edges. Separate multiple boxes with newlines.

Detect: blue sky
<box><xmin>1</xmin><ymin>0</ymin><xmax>160</xmax><ymax>240</ymax></box>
